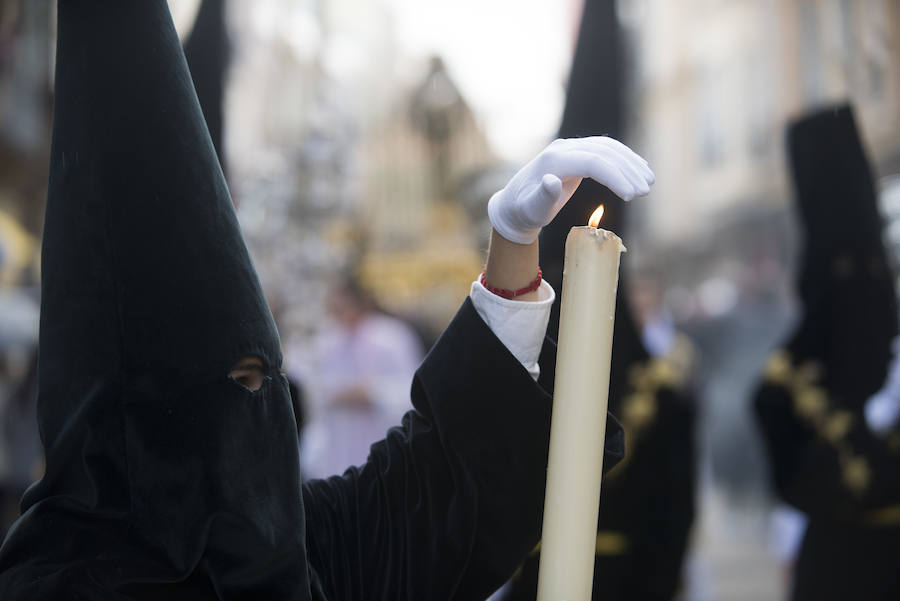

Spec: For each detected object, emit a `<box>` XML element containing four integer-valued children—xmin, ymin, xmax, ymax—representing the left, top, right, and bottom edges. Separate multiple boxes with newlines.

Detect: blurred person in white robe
<box><xmin>300</xmin><ymin>274</ymin><xmax>424</xmax><ymax>479</ymax></box>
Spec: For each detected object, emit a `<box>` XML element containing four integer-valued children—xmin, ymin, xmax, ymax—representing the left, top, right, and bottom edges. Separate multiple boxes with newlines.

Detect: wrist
<box><xmin>483</xmin><ymin>228</ymin><xmax>541</xmax><ymax>302</ymax></box>
<box><xmin>480</xmin><ymin>268</ymin><xmax>542</xmax><ymax>300</ymax></box>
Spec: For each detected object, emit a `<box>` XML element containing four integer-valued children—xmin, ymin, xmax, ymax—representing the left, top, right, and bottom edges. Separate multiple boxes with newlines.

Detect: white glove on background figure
<box><xmin>865</xmin><ymin>336</ymin><xmax>900</xmax><ymax>436</ymax></box>
<box><xmin>487</xmin><ymin>136</ymin><xmax>655</xmax><ymax>244</ymax></box>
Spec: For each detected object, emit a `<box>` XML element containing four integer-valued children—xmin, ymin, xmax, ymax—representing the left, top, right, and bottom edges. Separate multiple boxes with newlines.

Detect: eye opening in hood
<box><xmin>228</xmin><ymin>355</ymin><xmax>268</xmax><ymax>392</ymax></box>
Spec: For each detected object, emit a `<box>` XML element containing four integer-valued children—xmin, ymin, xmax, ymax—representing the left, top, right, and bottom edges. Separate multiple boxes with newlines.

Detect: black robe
<box><xmin>753</xmin><ymin>104</ymin><xmax>900</xmax><ymax>601</ymax></box>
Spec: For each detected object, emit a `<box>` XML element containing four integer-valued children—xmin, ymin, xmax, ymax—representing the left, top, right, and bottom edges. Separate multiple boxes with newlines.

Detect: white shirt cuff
<box><xmin>469</xmin><ymin>279</ymin><xmax>555</xmax><ymax>381</ymax></box>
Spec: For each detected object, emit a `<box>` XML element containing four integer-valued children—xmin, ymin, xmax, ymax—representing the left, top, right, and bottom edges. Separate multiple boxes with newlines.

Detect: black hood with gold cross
<box><xmin>786</xmin><ymin>103</ymin><xmax>898</xmax><ymax>407</ymax></box>
<box><xmin>0</xmin><ymin>2</ymin><xmax>311</xmax><ymax>599</ymax></box>
<box><xmin>754</xmin><ymin>104</ymin><xmax>900</xmax><ymax>517</ymax></box>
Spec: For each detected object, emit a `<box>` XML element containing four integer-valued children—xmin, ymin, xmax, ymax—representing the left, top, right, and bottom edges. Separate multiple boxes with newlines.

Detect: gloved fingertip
<box><xmin>541</xmin><ymin>173</ymin><xmax>562</xmax><ymax>197</ymax></box>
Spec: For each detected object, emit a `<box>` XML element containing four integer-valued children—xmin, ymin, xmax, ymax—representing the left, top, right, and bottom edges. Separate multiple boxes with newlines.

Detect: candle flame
<box><xmin>588</xmin><ymin>205</ymin><xmax>604</xmax><ymax>228</ymax></box>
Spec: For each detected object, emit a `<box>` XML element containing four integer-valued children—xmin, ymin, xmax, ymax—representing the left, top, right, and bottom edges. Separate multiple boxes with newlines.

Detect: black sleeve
<box><xmin>301</xmin><ymin>298</ymin><xmax>624</xmax><ymax>601</ymax></box>
<box><xmin>754</xmin><ymin>381</ymin><xmax>900</xmax><ymax>520</ymax></box>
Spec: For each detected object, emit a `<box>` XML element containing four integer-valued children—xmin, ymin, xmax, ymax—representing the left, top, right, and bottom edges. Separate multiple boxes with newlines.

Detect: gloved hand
<box><xmin>488</xmin><ymin>136</ymin><xmax>655</xmax><ymax>244</ymax></box>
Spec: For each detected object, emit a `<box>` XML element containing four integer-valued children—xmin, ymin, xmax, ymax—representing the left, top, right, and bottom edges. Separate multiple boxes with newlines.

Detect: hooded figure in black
<box><xmin>498</xmin><ymin>2</ymin><xmax>696</xmax><ymax>600</ymax></box>
<box><xmin>754</xmin><ymin>104</ymin><xmax>900</xmax><ymax>601</ymax></box>
<box><xmin>0</xmin><ymin>2</ymin><xmax>625</xmax><ymax>599</ymax></box>
<box><xmin>0</xmin><ymin>1</ymin><xmax>307</xmax><ymax>597</ymax></box>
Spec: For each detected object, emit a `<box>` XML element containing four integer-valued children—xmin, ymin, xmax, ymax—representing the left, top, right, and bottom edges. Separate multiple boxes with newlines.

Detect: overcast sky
<box><xmin>170</xmin><ymin>0</ymin><xmax>581</xmax><ymax>162</ymax></box>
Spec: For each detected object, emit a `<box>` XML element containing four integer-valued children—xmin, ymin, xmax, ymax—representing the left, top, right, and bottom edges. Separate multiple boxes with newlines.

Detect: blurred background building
<box><xmin>1</xmin><ymin>1</ymin><xmax>899</xmax><ymax>599</ymax></box>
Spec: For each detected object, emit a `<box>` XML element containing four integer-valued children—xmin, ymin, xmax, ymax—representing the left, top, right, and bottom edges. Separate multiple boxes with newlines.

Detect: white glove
<box><xmin>487</xmin><ymin>136</ymin><xmax>655</xmax><ymax>244</ymax></box>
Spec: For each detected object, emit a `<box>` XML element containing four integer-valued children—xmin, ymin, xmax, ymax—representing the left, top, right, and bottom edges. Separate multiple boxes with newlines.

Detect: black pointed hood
<box><xmin>184</xmin><ymin>0</ymin><xmax>230</xmax><ymax>176</ymax></box>
<box><xmin>557</xmin><ymin>0</ymin><xmax>623</xmax><ymax>141</ymax></box>
<box><xmin>539</xmin><ymin>0</ymin><xmax>647</xmax><ymax>405</ymax></box>
<box><xmin>0</xmin><ymin>2</ymin><xmax>311</xmax><ymax>598</ymax></box>
<box><xmin>786</xmin><ymin>103</ymin><xmax>898</xmax><ymax>406</ymax></box>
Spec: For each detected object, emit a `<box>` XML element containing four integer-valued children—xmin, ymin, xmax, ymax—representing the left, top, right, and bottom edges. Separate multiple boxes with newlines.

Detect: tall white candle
<box><xmin>537</xmin><ymin>208</ymin><xmax>624</xmax><ymax>601</ymax></box>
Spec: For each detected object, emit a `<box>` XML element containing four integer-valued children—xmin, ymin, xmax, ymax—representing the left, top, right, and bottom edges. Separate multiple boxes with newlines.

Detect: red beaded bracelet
<box><xmin>480</xmin><ymin>268</ymin><xmax>543</xmax><ymax>300</ymax></box>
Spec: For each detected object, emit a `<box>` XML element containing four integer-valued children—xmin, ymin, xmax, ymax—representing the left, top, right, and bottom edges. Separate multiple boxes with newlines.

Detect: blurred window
<box><xmin>746</xmin><ymin>50</ymin><xmax>773</xmax><ymax>159</ymax></box>
<box><xmin>862</xmin><ymin>0</ymin><xmax>888</xmax><ymax>102</ymax></box>
<box><xmin>837</xmin><ymin>0</ymin><xmax>855</xmax><ymax>76</ymax></box>
<box><xmin>694</xmin><ymin>64</ymin><xmax>724</xmax><ymax>168</ymax></box>
<box><xmin>800</xmin><ymin>2</ymin><xmax>824</xmax><ymax>102</ymax></box>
